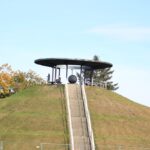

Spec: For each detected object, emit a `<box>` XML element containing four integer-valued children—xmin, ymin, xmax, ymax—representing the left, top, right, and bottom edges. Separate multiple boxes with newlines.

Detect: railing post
<box><xmin>0</xmin><ymin>141</ymin><xmax>3</xmax><ymax>150</ymax></box>
<box><xmin>40</xmin><ymin>143</ymin><xmax>42</xmax><ymax>150</ymax></box>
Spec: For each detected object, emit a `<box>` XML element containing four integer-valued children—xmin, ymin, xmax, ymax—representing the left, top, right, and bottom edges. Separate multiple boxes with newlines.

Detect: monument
<box><xmin>34</xmin><ymin>58</ymin><xmax>112</xmax><ymax>84</ymax></box>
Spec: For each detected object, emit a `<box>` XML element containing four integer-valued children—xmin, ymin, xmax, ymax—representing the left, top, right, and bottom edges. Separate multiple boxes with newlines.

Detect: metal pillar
<box><xmin>52</xmin><ymin>67</ymin><xmax>54</xmax><ymax>84</ymax></box>
<box><xmin>55</xmin><ymin>66</ymin><xmax>57</xmax><ymax>84</ymax></box>
<box><xmin>58</xmin><ymin>68</ymin><xmax>61</xmax><ymax>83</ymax></box>
<box><xmin>80</xmin><ymin>65</ymin><xmax>83</xmax><ymax>84</ymax></box>
<box><xmin>58</xmin><ymin>68</ymin><xmax>60</xmax><ymax>77</ymax></box>
<box><xmin>90</xmin><ymin>70</ymin><xmax>94</xmax><ymax>86</ymax></box>
<box><xmin>66</xmin><ymin>65</ymin><xmax>68</xmax><ymax>78</ymax></box>
<box><xmin>47</xmin><ymin>73</ymin><xmax>50</xmax><ymax>83</ymax></box>
<box><xmin>84</xmin><ymin>70</ymin><xmax>86</xmax><ymax>85</ymax></box>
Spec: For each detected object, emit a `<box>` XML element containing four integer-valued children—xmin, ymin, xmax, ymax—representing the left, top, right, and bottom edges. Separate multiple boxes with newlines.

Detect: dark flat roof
<box><xmin>34</xmin><ymin>58</ymin><xmax>112</xmax><ymax>69</ymax></box>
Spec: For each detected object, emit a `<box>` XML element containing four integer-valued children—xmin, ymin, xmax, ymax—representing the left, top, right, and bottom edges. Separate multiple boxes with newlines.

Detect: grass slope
<box><xmin>0</xmin><ymin>85</ymin><xmax>150</xmax><ymax>149</ymax></box>
<box><xmin>86</xmin><ymin>86</ymin><xmax>150</xmax><ymax>149</ymax></box>
<box><xmin>0</xmin><ymin>85</ymin><xmax>68</xmax><ymax>150</ymax></box>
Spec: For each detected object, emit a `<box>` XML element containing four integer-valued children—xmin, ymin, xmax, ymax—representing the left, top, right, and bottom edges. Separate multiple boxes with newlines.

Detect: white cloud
<box><xmin>88</xmin><ymin>25</ymin><xmax>150</xmax><ymax>41</ymax></box>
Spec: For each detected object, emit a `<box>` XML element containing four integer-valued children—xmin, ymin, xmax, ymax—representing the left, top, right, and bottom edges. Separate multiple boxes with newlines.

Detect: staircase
<box><xmin>67</xmin><ymin>84</ymin><xmax>91</xmax><ymax>150</ymax></box>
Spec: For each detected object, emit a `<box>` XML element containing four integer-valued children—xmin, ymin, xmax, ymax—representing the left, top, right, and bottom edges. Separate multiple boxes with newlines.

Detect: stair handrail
<box><xmin>65</xmin><ymin>84</ymin><xmax>74</xmax><ymax>150</ymax></box>
<box><xmin>81</xmin><ymin>83</ymin><xmax>95</xmax><ymax>150</ymax></box>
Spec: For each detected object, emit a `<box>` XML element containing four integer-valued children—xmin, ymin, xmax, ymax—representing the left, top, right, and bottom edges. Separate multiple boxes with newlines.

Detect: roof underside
<box><xmin>34</xmin><ymin>58</ymin><xmax>113</xmax><ymax>69</ymax></box>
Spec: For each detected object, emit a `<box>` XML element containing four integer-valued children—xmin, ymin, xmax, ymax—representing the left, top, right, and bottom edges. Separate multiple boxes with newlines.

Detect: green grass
<box><xmin>0</xmin><ymin>85</ymin><xmax>150</xmax><ymax>149</ymax></box>
<box><xmin>86</xmin><ymin>86</ymin><xmax>150</xmax><ymax>148</ymax></box>
<box><xmin>0</xmin><ymin>85</ymin><xmax>68</xmax><ymax>150</ymax></box>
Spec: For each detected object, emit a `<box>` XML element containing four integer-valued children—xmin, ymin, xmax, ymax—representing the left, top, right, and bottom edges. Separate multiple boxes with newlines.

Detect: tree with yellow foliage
<box><xmin>0</xmin><ymin>64</ymin><xmax>14</xmax><ymax>95</ymax></box>
<box><xmin>0</xmin><ymin>63</ymin><xmax>45</xmax><ymax>97</ymax></box>
<box><xmin>13</xmin><ymin>70</ymin><xmax>45</xmax><ymax>91</ymax></box>
<box><xmin>13</xmin><ymin>70</ymin><xmax>27</xmax><ymax>91</ymax></box>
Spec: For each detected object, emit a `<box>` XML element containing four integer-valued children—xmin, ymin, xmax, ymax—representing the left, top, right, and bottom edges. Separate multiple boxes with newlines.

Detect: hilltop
<box><xmin>0</xmin><ymin>85</ymin><xmax>150</xmax><ymax>149</ymax></box>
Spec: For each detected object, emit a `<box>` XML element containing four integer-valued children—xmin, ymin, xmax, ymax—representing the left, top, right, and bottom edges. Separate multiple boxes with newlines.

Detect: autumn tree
<box><xmin>0</xmin><ymin>64</ymin><xmax>14</xmax><ymax>94</ymax></box>
<box><xmin>13</xmin><ymin>70</ymin><xmax>45</xmax><ymax>91</ymax></box>
<box><xmin>0</xmin><ymin>64</ymin><xmax>45</xmax><ymax>96</ymax></box>
<box><xmin>13</xmin><ymin>70</ymin><xmax>27</xmax><ymax>91</ymax></box>
<box><xmin>25</xmin><ymin>70</ymin><xmax>45</xmax><ymax>87</ymax></box>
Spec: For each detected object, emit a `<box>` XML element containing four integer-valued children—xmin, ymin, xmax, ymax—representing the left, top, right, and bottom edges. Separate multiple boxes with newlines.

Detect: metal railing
<box><xmin>96</xmin><ymin>144</ymin><xmax>150</xmax><ymax>150</ymax></box>
<box><xmin>0</xmin><ymin>141</ymin><xmax>70</xmax><ymax>150</ymax></box>
<box><xmin>39</xmin><ymin>143</ymin><xmax>70</xmax><ymax>150</ymax></box>
<box><xmin>65</xmin><ymin>84</ymin><xmax>74</xmax><ymax>150</ymax></box>
<box><xmin>0</xmin><ymin>140</ymin><xmax>150</xmax><ymax>150</ymax></box>
<box><xmin>81</xmin><ymin>83</ymin><xmax>95</xmax><ymax>150</ymax></box>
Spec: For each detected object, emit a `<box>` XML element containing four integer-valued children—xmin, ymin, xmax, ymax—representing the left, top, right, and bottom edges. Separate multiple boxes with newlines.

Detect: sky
<box><xmin>0</xmin><ymin>0</ymin><xmax>150</xmax><ymax>106</ymax></box>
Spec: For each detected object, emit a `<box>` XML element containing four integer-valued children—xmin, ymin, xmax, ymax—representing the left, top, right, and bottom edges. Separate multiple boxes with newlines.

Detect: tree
<box><xmin>0</xmin><ymin>64</ymin><xmax>14</xmax><ymax>95</ymax></box>
<box><xmin>13</xmin><ymin>70</ymin><xmax>45</xmax><ymax>91</ymax></box>
<box><xmin>0</xmin><ymin>64</ymin><xmax>45</xmax><ymax>97</ymax></box>
<box><xmin>84</xmin><ymin>55</ymin><xmax>119</xmax><ymax>90</ymax></box>
<box><xmin>93</xmin><ymin>55</ymin><xmax>100</xmax><ymax>61</ymax></box>
<box><xmin>13</xmin><ymin>70</ymin><xmax>27</xmax><ymax>91</ymax></box>
<box><xmin>92</xmin><ymin>55</ymin><xmax>119</xmax><ymax>90</ymax></box>
<box><xmin>25</xmin><ymin>70</ymin><xmax>45</xmax><ymax>87</ymax></box>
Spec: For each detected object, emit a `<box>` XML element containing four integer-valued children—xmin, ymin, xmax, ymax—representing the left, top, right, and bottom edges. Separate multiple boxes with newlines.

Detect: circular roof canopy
<box><xmin>34</xmin><ymin>58</ymin><xmax>112</xmax><ymax>70</ymax></box>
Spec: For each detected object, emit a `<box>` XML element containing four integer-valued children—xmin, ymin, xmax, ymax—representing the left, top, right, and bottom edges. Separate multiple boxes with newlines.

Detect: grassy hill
<box><xmin>86</xmin><ymin>86</ymin><xmax>150</xmax><ymax>149</ymax></box>
<box><xmin>0</xmin><ymin>85</ymin><xmax>68</xmax><ymax>149</ymax></box>
<box><xmin>0</xmin><ymin>85</ymin><xmax>150</xmax><ymax>149</ymax></box>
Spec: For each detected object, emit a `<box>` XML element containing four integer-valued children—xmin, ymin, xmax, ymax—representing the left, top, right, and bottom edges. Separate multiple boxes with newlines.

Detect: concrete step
<box><xmin>74</xmin><ymin>136</ymin><xmax>91</xmax><ymax>150</ymax></box>
<box><xmin>70</xmin><ymin>102</ymin><xmax>85</xmax><ymax>117</ymax></box>
<box><xmin>67</xmin><ymin>84</ymin><xmax>91</xmax><ymax>150</ymax></box>
<box><xmin>70</xmin><ymin>107</ymin><xmax>85</xmax><ymax>117</ymax></box>
<box><xmin>72</xmin><ymin>117</ymin><xmax>88</xmax><ymax>136</ymax></box>
<box><xmin>73</xmin><ymin>128</ymin><xmax>89</xmax><ymax>136</ymax></box>
<box><xmin>72</xmin><ymin>117</ymin><xmax>86</xmax><ymax>128</ymax></box>
<box><xmin>71</xmin><ymin>109</ymin><xmax>85</xmax><ymax>117</ymax></box>
<box><xmin>70</xmin><ymin>101</ymin><xmax>84</xmax><ymax>111</ymax></box>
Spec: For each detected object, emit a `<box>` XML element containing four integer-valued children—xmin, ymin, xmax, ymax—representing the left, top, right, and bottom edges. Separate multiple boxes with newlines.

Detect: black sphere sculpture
<box><xmin>68</xmin><ymin>75</ymin><xmax>77</xmax><ymax>84</ymax></box>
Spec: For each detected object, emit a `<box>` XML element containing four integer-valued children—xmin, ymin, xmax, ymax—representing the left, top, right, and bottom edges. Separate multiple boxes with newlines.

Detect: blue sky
<box><xmin>0</xmin><ymin>0</ymin><xmax>150</xmax><ymax>106</ymax></box>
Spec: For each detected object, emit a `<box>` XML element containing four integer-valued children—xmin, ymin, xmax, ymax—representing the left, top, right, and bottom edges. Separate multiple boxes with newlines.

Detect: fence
<box><xmin>0</xmin><ymin>141</ymin><xmax>70</xmax><ymax>150</ymax></box>
<box><xmin>0</xmin><ymin>141</ymin><xmax>150</xmax><ymax>150</ymax></box>
<box><xmin>96</xmin><ymin>145</ymin><xmax>150</xmax><ymax>150</ymax></box>
<box><xmin>39</xmin><ymin>143</ymin><xmax>70</xmax><ymax>150</ymax></box>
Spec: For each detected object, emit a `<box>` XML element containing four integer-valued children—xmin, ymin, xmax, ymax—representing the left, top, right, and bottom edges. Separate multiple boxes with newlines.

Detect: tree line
<box><xmin>0</xmin><ymin>64</ymin><xmax>45</xmax><ymax>98</ymax></box>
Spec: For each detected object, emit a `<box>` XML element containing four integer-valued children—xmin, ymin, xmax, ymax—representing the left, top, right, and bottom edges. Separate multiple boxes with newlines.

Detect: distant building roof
<box><xmin>34</xmin><ymin>58</ymin><xmax>112</xmax><ymax>69</ymax></box>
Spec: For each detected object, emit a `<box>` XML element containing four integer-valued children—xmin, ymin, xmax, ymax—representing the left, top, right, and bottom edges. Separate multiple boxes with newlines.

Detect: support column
<box><xmin>55</xmin><ymin>66</ymin><xmax>57</xmax><ymax>84</ymax></box>
<box><xmin>84</xmin><ymin>70</ymin><xmax>86</xmax><ymax>85</ymax></box>
<box><xmin>58</xmin><ymin>68</ymin><xmax>61</xmax><ymax>83</ymax></box>
<box><xmin>90</xmin><ymin>70</ymin><xmax>94</xmax><ymax>86</ymax></box>
<box><xmin>66</xmin><ymin>65</ymin><xmax>68</xmax><ymax>83</ymax></box>
<box><xmin>58</xmin><ymin>68</ymin><xmax>60</xmax><ymax>77</ymax></box>
<box><xmin>80</xmin><ymin>65</ymin><xmax>83</xmax><ymax>84</ymax></box>
<box><xmin>47</xmin><ymin>73</ymin><xmax>50</xmax><ymax>83</ymax></box>
<box><xmin>52</xmin><ymin>67</ymin><xmax>54</xmax><ymax>84</ymax></box>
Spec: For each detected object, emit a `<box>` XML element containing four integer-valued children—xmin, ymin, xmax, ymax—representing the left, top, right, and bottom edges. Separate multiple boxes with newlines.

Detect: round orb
<box><xmin>68</xmin><ymin>75</ymin><xmax>77</xmax><ymax>84</ymax></box>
